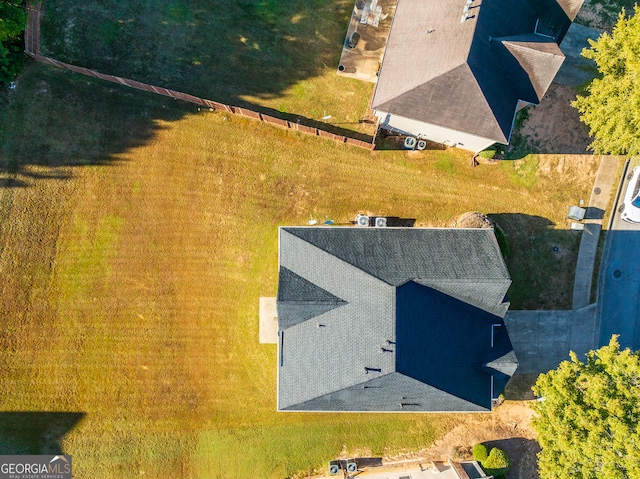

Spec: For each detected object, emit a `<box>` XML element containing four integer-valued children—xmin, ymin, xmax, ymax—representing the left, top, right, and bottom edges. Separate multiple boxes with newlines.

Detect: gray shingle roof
<box><xmin>371</xmin><ymin>0</ymin><xmax>582</xmax><ymax>144</ymax></box>
<box><xmin>277</xmin><ymin>267</ymin><xmax>347</xmax><ymax>328</ymax></box>
<box><xmin>277</xmin><ymin>227</ymin><xmax>516</xmax><ymax>412</ymax></box>
<box><xmin>496</xmin><ymin>35</ymin><xmax>565</xmax><ymax>103</ymax></box>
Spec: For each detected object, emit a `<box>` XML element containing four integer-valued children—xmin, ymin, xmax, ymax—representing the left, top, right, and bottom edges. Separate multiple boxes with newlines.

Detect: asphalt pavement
<box><xmin>596</xmin><ymin>159</ymin><xmax>640</xmax><ymax>349</ymax></box>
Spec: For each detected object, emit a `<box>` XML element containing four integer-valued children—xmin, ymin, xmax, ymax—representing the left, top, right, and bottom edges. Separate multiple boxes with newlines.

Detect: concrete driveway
<box><xmin>505</xmin><ymin>306</ymin><xmax>597</xmax><ymax>374</ymax></box>
<box><xmin>597</xmin><ymin>162</ymin><xmax>640</xmax><ymax>349</ymax></box>
<box><xmin>556</xmin><ymin>23</ymin><xmax>601</xmax><ymax>87</ymax></box>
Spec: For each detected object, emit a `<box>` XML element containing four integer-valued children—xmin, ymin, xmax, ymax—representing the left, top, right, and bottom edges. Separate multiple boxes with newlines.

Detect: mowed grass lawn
<box><xmin>0</xmin><ymin>63</ymin><xmax>600</xmax><ymax>478</ymax></box>
<box><xmin>40</xmin><ymin>0</ymin><xmax>375</xmax><ymax>134</ymax></box>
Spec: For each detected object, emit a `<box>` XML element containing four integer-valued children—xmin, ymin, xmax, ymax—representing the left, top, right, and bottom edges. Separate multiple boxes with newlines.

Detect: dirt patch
<box><xmin>383</xmin><ymin>402</ymin><xmax>539</xmax><ymax>479</ymax></box>
<box><xmin>536</xmin><ymin>154</ymin><xmax>600</xmax><ymax>191</ymax></box>
<box><xmin>454</xmin><ymin>211</ymin><xmax>494</xmax><ymax>228</ymax></box>
<box><xmin>518</xmin><ymin>84</ymin><xmax>592</xmax><ymax>155</ymax></box>
<box><xmin>576</xmin><ymin>0</ymin><xmax>630</xmax><ymax>31</ymax></box>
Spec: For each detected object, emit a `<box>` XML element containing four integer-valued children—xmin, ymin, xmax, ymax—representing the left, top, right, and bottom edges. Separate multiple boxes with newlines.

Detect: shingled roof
<box><xmin>277</xmin><ymin>227</ymin><xmax>517</xmax><ymax>412</ymax></box>
<box><xmin>371</xmin><ymin>0</ymin><xmax>582</xmax><ymax>144</ymax></box>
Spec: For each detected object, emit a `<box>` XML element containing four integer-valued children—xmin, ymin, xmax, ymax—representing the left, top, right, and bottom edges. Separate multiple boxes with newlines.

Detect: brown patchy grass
<box><xmin>0</xmin><ymin>64</ymin><xmax>601</xmax><ymax>477</ymax></box>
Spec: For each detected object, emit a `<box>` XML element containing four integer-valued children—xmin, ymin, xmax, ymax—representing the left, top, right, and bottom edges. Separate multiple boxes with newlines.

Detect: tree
<box><xmin>0</xmin><ymin>0</ymin><xmax>27</xmax><ymax>85</ymax></box>
<box><xmin>472</xmin><ymin>443</ymin><xmax>489</xmax><ymax>463</ymax></box>
<box><xmin>482</xmin><ymin>447</ymin><xmax>510</xmax><ymax>478</ymax></box>
<box><xmin>0</xmin><ymin>0</ymin><xmax>27</xmax><ymax>42</ymax></box>
<box><xmin>532</xmin><ymin>336</ymin><xmax>640</xmax><ymax>479</ymax></box>
<box><xmin>572</xmin><ymin>6</ymin><xmax>640</xmax><ymax>155</ymax></box>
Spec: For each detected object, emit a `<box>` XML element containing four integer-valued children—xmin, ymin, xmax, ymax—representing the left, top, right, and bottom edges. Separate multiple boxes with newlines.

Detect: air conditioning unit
<box><xmin>355</xmin><ymin>214</ymin><xmax>370</xmax><ymax>227</ymax></box>
<box><xmin>403</xmin><ymin>136</ymin><xmax>417</xmax><ymax>149</ymax></box>
<box><xmin>346</xmin><ymin>459</ymin><xmax>358</xmax><ymax>473</ymax></box>
<box><xmin>374</xmin><ymin>217</ymin><xmax>387</xmax><ymax>228</ymax></box>
<box><xmin>328</xmin><ymin>461</ymin><xmax>340</xmax><ymax>475</ymax></box>
<box><xmin>416</xmin><ymin>139</ymin><xmax>427</xmax><ymax>150</ymax></box>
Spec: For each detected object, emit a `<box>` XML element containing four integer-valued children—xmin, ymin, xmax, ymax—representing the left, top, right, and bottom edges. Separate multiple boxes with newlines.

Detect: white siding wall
<box><xmin>375</xmin><ymin>111</ymin><xmax>498</xmax><ymax>153</ymax></box>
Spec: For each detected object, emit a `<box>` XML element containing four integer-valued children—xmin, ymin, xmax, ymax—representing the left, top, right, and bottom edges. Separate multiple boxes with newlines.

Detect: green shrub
<box><xmin>482</xmin><ymin>447</ymin><xmax>510</xmax><ymax>477</ymax></box>
<box><xmin>472</xmin><ymin>443</ymin><xmax>488</xmax><ymax>462</ymax></box>
<box><xmin>478</xmin><ymin>146</ymin><xmax>497</xmax><ymax>159</ymax></box>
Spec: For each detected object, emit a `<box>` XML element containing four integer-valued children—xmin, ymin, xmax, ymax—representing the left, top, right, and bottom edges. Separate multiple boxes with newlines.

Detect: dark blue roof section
<box><xmin>395</xmin><ymin>281</ymin><xmax>515</xmax><ymax>410</ymax></box>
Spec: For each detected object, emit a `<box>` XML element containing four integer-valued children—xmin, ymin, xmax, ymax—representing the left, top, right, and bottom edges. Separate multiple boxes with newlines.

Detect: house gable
<box><xmin>497</xmin><ymin>35</ymin><xmax>565</xmax><ymax>103</ymax></box>
<box><xmin>374</xmin><ymin>65</ymin><xmax>509</xmax><ymax>144</ymax></box>
<box><xmin>371</xmin><ymin>0</ymin><xmax>583</xmax><ymax>146</ymax></box>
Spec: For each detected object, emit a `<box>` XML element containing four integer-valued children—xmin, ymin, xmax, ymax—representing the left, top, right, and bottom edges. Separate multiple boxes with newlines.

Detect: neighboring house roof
<box><xmin>371</xmin><ymin>0</ymin><xmax>581</xmax><ymax>144</ymax></box>
<box><xmin>277</xmin><ymin>227</ymin><xmax>517</xmax><ymax>412</ymax></box>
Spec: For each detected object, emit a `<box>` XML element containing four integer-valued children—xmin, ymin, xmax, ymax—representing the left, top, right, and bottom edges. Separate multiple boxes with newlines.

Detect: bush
<box><xmin>478</xmin><ymin>146</ymin><xmax>497</xmax><ymax>159</ymax></box>
<box><xmin>472</xmin><ymin>443</ymin><xmax>488</xmax><ymax>462</ymax></box>
<box><xmin>482</xmin><ymin>447</ymin><xmax>510</xmax><ymax>477</ymax></box>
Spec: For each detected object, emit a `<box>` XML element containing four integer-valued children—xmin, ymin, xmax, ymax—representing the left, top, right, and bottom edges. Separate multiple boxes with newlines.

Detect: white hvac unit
<box><xmin>328</xmin><ymin>461</ymin><xmax>340</xmax><ymax>475</ymax></box>
<box><xmin>416</xmin><ymin>139</ymin><xmax>427</xmax><ymax>150</ymax></box>
<box><xmin>346</xmin><ymin>459</ymin><xmax>358</xmax><ymax>473</ymax></box>
<box><xmin>403</xmin><ymin>136</ymin><xmax>417</xmax><ymax>149</ymax></box>
<box><xmin>374</xmin><ymin>217</ymin><xmax>387</xmax><ymax>228</ymax></box>
<box><xmin>355</xmin><ymin>214</ymin><xmax>370</xmax><ymax>227</ymax></box>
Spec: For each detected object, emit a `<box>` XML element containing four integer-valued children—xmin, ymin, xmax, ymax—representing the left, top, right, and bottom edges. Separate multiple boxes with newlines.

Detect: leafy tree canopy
<box><xmin>0</xmin><ymin>0</ymin><xmax>27</xmax><ymax>43</ymax></box>
<box><xmin>573</xmin><ymin>6</ymin><xmax>640</xmax><ymax>155</ymax></box>
<box><xmin>532</xmin><ymin>336</ymin><xmax>640</xmax><ymax>479</ymax></box>
<box><xmin>0</xmin><ymin>0</ymin><xmax>27</xmax><ymax>85</ymax></box>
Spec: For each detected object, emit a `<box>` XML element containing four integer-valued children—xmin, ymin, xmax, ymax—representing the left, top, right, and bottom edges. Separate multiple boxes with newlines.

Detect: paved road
<box><xmin>597</xmin><ymin>165</ymin><xmax>640</xmax><ymax>349</ymax></box>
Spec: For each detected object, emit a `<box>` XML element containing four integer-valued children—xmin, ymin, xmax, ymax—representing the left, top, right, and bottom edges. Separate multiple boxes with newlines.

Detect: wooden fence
<box><xmin>24</xmin><ymin>3</ymin><xmax>376</xmax><ymax>150</ymax></box>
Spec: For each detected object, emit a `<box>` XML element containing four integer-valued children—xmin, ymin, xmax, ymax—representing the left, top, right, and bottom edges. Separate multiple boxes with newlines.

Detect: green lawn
<box><xmin>0</xmin><ymin>1</ymin><xmax>612</xmax><ymax>477</ymax></box>
<box><xmin>40</xmin><ymin>0</ymin><xmax>375</xmax><ymax>134</ymax></box>
<box><xmin>0</xmin><ymin>62</ymin><xmax>601</xmax><ymax>477</ymax></box>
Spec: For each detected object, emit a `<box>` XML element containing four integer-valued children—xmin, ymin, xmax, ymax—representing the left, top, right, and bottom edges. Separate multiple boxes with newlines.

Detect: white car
<box><xmin>620</xmin><ymin>166</ymin><xmax>640</xmax><ymax>223</ymax></box>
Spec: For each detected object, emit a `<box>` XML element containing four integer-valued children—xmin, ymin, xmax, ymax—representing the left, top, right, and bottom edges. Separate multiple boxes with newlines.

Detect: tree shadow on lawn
<box><xmin>0</xmin><ymin>61</ymin><xmax>192</xmax><ymax>188</ymax></box>
<box><xmin>489</xmin><ymin>213</ymin><xmax>582</xmax><ymax>310</ymax></box>
<box><xmin>0</xmin><ymin>412</ymin><xmax>85</xmax><ymax>455</ymax></box>
<box><xmin>40</xmin><ymin>0</ymin><xmax>354</xmax><ymax>112</ymax></box>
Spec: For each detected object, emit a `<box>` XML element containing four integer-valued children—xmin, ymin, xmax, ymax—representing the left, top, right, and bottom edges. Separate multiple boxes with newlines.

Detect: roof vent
<box><xmin>374</xmin><ymin>217</ymin><xmax>387</xmax><ymax>228</ymax></box>
<box><xmin>355</xmin><ymin>214</ymin><xmax>370</xmax><ymax>227</ymax></box>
